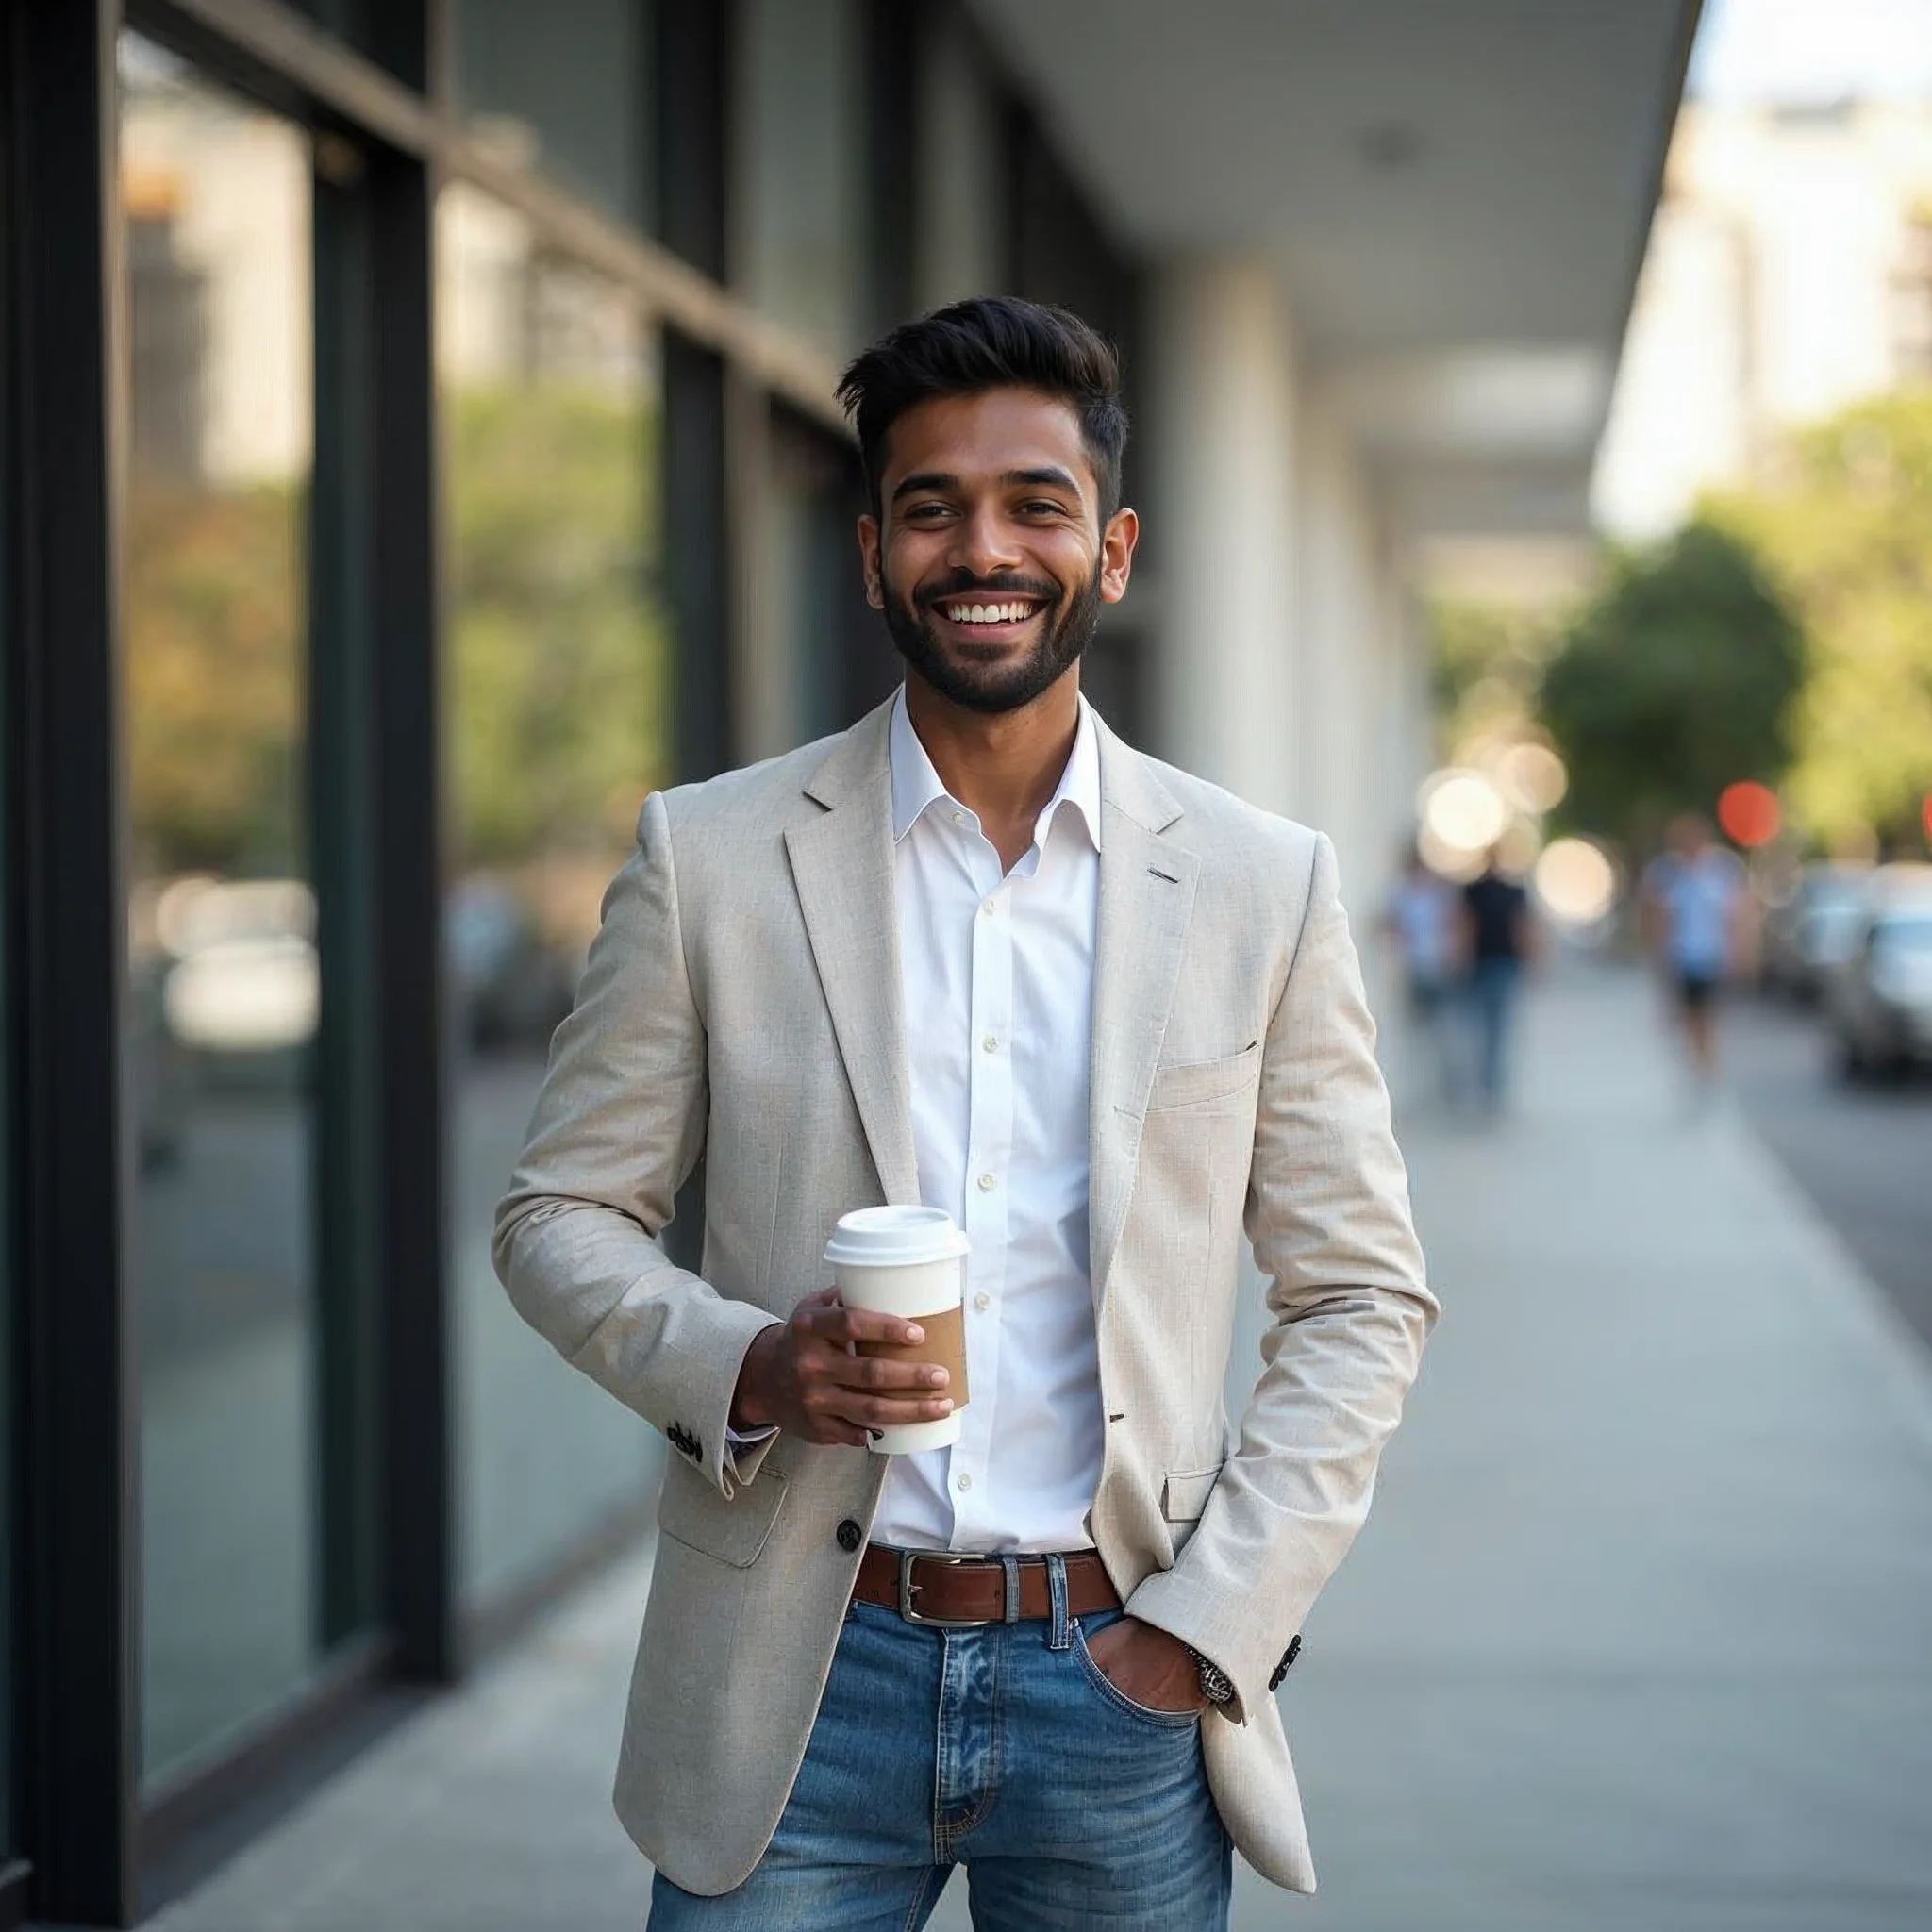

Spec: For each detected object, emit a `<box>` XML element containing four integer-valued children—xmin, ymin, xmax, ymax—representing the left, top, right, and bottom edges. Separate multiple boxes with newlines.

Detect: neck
<box><xmin>903</xmin><ymin>668</ymin><xmax>1083</xmax><ymax>869</ymax></box>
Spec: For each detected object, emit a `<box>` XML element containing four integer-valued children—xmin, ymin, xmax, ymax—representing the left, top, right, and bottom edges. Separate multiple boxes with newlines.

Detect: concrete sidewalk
<box><xmin>150</xmin><ymin>968</ymin><xmax>1932</xmax><ymax>1932</ymax></box>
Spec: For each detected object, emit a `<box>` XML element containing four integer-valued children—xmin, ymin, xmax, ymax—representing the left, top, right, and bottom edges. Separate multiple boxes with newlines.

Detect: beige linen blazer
<box><xmin>494</xmin><ymin>693</ymin><xmax>1434</xmax><ymax>1897</ymax></box>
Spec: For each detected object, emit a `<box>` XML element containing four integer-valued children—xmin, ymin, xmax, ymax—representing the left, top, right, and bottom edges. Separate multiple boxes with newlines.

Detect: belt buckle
<box><xmin>898</xmin><ymin>1550</ymin><xmax>990</xmax><ymax>1629</ymax></box>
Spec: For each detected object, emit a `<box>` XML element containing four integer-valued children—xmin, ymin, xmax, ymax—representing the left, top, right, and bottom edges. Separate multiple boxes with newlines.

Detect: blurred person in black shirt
<box><xmin>1460</xmin><ymin>848</ymin><xmax>1537</xmax><ymax>1113</ymax></box>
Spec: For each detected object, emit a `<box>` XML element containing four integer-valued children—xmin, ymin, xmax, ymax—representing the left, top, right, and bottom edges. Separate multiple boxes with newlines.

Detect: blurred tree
<box><xmin>125</xmin><ymin>479</ymin><xmax>304</xmax><ymax>875</ymax></box>
<box><xmin>446</xmin><ymin>381</ymin><xmax>667</xmax><ymax>869</ymax></box>
<box><xmin>1539</xmin><ymin>519</ymin><xmax>1803</xmax><ymax>850</ymax></box>
<box><xmin>1708</xmin><ymin>391</ymin><xmax>1932</xmax><ymax>848</ymax></box>
<box><xmin>1428</xmin><ymin>597</ymin><xmax>1563</xmax><ymax>759</ymax></box>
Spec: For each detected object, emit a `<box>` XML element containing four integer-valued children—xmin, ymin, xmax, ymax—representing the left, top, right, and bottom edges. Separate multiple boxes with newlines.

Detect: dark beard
<box><xmin>881</xmin><ymin>563</ymin><xmax>1103</xmax><ymax>715</ymax></box>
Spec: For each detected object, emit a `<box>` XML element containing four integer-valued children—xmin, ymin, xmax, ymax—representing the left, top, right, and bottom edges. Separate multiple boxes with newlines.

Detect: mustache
<box><xmin>915</xmin><ymin>572</ymin><xmax>1060</xmax><ymax>610</ymax></box>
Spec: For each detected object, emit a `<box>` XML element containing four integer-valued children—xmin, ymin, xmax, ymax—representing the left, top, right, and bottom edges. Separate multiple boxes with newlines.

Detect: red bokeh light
<box><xmin>1923</xmin><ymin>793</ymin><xmax>1932</xmax><ymax>845</ymax></box>
<box><xmin>1717</xmin><ymin>780</ymin><xmax>1781</xmax><ymax>848</ymax></box>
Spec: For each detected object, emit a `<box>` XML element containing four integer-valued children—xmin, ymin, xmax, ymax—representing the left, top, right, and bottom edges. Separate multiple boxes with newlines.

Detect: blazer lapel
<box><xmin>784</xmin><ymin>702</ymin><xmax>922</xmax><ymax>1209</ymax></box>
<box><xmin>1088</xmin><ymin>726</ymin><xmax>1198</xmax><ymax>1308</ymax></box>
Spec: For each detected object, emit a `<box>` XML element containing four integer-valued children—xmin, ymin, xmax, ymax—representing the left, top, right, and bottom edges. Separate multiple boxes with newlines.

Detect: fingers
<box><xmin>843</xmin><ymin>1355</ymin><xmax>950</xmax><ymax>1393</ymax></box>
<box><xmin>800</xmin><ymin>1300</ymin><xmax>927</xmax><ymax>1350</ymax></box>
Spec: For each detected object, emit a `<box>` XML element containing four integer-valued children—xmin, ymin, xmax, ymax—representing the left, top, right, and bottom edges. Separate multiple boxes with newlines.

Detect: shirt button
<box><xmin>976</xmin><ymin>1172</ymin><xmax>996</xmax><ymax>1192</ymax></box>
<box><xmin>974</xmin><ymin>1291</ymin><xmax>991</xmax><ymax>1312</ymax></box>
<box><xmin>952</xmin><ymin>810</ymin><xmax>965</xmax><ymax>826</ymax></box>
<box><xmin>981</xmin><ymin>1034</ymin><xmax>998</xmax><ymax>1053</ymax></box>
<box><xmin>981</xmin><ymin>896</ymin><xmax>996</xmax><ymax>915</ymax></box>
<box><xmin>956</xmin><ymin>1473</ymin><xmax>973</xmax><ymax>1492</ymax></box>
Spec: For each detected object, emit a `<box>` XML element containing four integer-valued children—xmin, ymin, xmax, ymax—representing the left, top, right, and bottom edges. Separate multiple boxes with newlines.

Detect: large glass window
<box><xmin>739</xmin><ymin>0</ymin><xmax>869</xmax><ymax>358</ymax></box>
<box><xmin>119</xmin><ymin>37</ymin><xmax>323</xmax><ymax>1784</ymax></box>
<box><xmin>438</xmin><ymin>185</ymin><xmax>669</xmax><ymax>1610</ymax></box>
<box><xmin>455</xmin><ymin>0</ymin><xmax>654</xmax><ymax>230</ymax></box>
<box><xmin>916</xmin><ymin>12</ymin><xmax>1004</xmax><ymax>310</ymax></box>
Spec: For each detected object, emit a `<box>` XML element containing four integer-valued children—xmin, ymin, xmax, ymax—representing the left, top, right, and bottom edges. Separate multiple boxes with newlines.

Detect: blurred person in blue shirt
<box><xmin>1641</xmin><ymin>813</ymin><xmax>1753</xmax><ymax>1099</ymax></box>
<box><xmin>1382</xmin><ymin>843</ymin><xmax>1461</xmax><ymax>1104</ymax></box>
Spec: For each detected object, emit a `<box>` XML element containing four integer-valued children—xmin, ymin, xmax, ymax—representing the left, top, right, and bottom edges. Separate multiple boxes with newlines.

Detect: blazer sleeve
<box><xmin>1126</xmin><ymin>831</ymin><xmax>1437</xmax><ymax>1718</ymax></box>
<box><xmin>492</xmin><ymin>790</ymin><xmax>781</xmax><ymax>1498</ymax></box>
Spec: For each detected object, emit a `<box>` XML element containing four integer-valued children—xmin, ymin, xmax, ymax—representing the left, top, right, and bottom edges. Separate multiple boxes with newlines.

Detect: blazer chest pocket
<box><xmin>1146</xmin><ymin>1041</ymin><xmax>1260</xmax><ymax>1114</ymax></box>
<box><xmin>658</xmin><ymin>1460</ymin><xmax>789</xmax><ymax>1568</ymax></box>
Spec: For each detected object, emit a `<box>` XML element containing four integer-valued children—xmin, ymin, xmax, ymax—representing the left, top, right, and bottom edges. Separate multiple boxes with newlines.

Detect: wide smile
<box><xmin>925</xmin><ymin>595</ymin><xmax>1049</xmax><ymax>644</ymax></box>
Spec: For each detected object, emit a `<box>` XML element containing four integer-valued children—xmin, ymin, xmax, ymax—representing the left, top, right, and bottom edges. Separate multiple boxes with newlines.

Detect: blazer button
<box><xmin>836</xmin><ymin>1519</ymin><xmax>863</xmax><ymax>1553</ymax></box>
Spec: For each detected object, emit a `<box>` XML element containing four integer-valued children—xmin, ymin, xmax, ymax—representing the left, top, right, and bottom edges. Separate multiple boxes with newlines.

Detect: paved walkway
<box><xmin>150</xmin><ymin>969</ymin><xmax>1932</xmax><ymax>1932</ymax></box>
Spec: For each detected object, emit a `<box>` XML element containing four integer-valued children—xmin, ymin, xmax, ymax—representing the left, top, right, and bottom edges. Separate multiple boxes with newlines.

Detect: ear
<box><xmin>857</xmin><ymin>514</ymin><xmax>884</xmax><ymax>609</ymax></box>
<box><xmin>1098</xmin><ymin>507</ymin><xmax>1139</xmax><ymax>606</ymax></box>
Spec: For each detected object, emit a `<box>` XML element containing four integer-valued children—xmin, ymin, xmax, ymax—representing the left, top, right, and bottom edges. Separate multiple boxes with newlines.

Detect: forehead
<box><xmin>879</xmin><ymin>388</ymin><xmax>1093</xmax><ymax>496</ymax></box>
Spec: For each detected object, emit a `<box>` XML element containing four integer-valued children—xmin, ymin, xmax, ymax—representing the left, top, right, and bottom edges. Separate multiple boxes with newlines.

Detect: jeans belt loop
<box><xmin>1044</xmin><ymin>1552</ymin><xmax>1071</xmax><ymax>1651</ymax></box>
<box><xmin>1000</xmin><ymin>1555</ymin><xmax>1021</xmax><ymax>1625</ymax></box>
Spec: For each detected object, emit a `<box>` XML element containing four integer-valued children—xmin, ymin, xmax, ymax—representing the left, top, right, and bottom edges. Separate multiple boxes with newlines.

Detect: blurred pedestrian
<box><xmin>1382</xmin><ymin>843</ymin><xmax>1461</xmax><ymax>1104</ymax></box>
<box><xmin>1459</xmin><ymin>847</ymin><xmax>1537</xmax><ymax>1113</ymax></box>
<box><xmin>1641</xmin><ymin>813</ymin><xmax>1752</xmax><ymax>1101</ymax></box>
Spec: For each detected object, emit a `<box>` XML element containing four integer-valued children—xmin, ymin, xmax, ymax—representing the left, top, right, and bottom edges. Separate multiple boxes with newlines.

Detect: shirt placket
<box><xmin>947</xmin><ymin>830</ymin><xmax>1014</xmax><ymax>1548</ymax></box>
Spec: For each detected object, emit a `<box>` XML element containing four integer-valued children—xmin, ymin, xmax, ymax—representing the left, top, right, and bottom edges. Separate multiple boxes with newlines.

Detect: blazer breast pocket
<box><xmin>657</xmin><ymin>1459</ymin><xmax>790</xmax><ymax>1568</ymax></box>
<box><xmin>1145</xmin><ymin>1041</ymin><xmax>1261</xmax><ymax>1114</ymax></box>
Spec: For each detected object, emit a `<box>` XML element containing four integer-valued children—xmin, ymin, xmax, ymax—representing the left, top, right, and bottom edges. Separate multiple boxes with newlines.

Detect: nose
<box><xmin>948</xmin><ymin>500</ymin><xmax>1023</xmax><ymax>581</ymax></box>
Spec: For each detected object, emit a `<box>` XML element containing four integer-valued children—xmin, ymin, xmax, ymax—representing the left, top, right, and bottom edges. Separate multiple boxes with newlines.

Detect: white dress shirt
<box><xmin>870</xmin><ymin>688</ymin><xmax>1106</xmax><ymax>1554</ymax></box>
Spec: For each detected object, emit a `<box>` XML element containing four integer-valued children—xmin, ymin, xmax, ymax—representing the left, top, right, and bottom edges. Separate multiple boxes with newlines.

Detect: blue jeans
<box><xmin>1466</xmin><ymin>957</ymin><xmax>1522</xmax><ymax>1108</ymax></box>
<box><xmin>647</xmin><ymin>1574</ymin><xmax>1231</xmax><ymax>1929</ymax></box>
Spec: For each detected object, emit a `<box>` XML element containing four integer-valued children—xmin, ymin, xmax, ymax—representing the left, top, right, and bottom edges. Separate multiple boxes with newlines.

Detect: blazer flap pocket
<box><xmin>1147</xmin><ymin>1041</ymin><xmax>1260</xmax><ymax>1113</ymax></box>
<box><xmin>658</xmin><ymin>1460</ymin><xmax>789</xmax><ymax>1568</ymax></box>
<box><xmin>1162</xmin><ymin>1464</ymin><xmax>1224</xmax><ymax>1523</ymax></box>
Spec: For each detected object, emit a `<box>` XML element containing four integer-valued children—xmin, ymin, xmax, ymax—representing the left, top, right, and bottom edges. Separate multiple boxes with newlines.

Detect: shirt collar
<box><xmin>889</xmin><ymin>686</ymin><xmax>1102</xmax><ymax>853</ymax></box>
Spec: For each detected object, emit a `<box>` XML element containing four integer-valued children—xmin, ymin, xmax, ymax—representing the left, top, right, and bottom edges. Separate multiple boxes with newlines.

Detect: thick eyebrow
<box><xmin>890</xmin><ymin>470</ymin><xmax>960</xmax><ymax>504</ymax></box>
<box><xmin>888</xmin><ymin>464</ymin><xmax>1087</xmax><ymax>504</ymax></box>
<box><xmin>1002</xmin><ymin>465</ymin><xmax>1083</xmax><ymax>495</ymax></box>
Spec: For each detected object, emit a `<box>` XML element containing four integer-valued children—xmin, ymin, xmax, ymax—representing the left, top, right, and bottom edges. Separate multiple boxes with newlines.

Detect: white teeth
<box><xmin>944</xmin><ymin>601</ymin><xmax>1034</xmax><ymax>624</ymax></box>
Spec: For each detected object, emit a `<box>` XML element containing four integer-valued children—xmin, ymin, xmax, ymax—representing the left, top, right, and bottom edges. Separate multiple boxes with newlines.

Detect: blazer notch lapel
<box><xmin>784</xmin><ymin>788</ymin><xmax>922</xmax><ymax>1212</ymax></box>
<box><xmin>1088</xmin><ymin>805</ymin><xmax>1200</xmax><ymax>1307</ymax></box>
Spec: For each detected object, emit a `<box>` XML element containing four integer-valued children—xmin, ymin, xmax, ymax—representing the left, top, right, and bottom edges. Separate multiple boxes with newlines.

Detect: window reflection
<box><xmin>119</xmin><ymin>35</ymin><xmax>322</xmax><ymax>1784</ymax></box>
<box><xmin>455</xmin><ymin>0</ymin><xmax>654</xmax><ymax>229</ymax></box>
<box><xmin>439</xmin><ymin>186</ymin><xmax>668</xmax><ymax>1608</ymax></box>
<box><xmin>740</xmin><ymin>0</ymin><xmax>869</xmax><ymax>358</ymax></box>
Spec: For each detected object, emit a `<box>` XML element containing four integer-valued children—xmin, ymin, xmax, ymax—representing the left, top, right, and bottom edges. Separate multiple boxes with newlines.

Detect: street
<box><xmin>1723</xmin><ymin>991</ymin><xmax>1932</xmax><ymax>1356</ymax></box>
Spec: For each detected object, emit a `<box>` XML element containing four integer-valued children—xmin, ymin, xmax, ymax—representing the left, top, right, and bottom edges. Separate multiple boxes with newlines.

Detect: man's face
<box><xmin>857</xmin><ymin>388</ymin><xmax>1137</xmax><ymax>715</ymax></box>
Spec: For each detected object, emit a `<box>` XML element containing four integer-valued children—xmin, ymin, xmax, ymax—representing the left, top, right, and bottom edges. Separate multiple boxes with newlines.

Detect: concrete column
<box><xmin>1144</xmin><ymin>258</ymin><xmax>1300</xmax><ymax>817</ymax></box>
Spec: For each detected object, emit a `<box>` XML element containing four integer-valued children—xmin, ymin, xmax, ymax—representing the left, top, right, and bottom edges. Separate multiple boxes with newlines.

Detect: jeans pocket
<box><xmin>1071</xmin><ymin>1622</ymin><xmax>1204</xmax><ymax>1730</ymax></box>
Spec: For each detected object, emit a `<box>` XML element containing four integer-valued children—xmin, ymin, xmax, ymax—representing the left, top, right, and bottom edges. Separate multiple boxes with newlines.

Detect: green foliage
<box><xmin>446</xmin><ymin>382</ymin><xmax>668</xmax><ymax>867</ymax></box>
<box><xmin>125</xmin><ymin>479</ymin><xmax>306</xmax><ymax>875</ymax></box>
<box><xmin>1708</xmin><ymin>391</ymin><xmax>1932</xmax><ymax>846</ymax></box>
<box><xmin>1539</xmin><ymin>520</ymin><xmax>1804</xmax><ymax>849</ymax></box>
<box><xmin>121</xmin><ymin>380</ymin><xmax>669</xmax><ymax>888</ymax></box>
<box><xmin>1428</xmin><ymin>598</ymin><xmax>1562</xmax><ymax>759</ymax></box>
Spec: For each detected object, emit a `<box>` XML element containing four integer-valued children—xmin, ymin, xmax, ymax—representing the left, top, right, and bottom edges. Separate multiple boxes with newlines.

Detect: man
<box><xmin>495</xmin><ymin>297</ymin><xmax>1433</xmax><ymax>1928</ymax></box>
<box><xmin>1459</xmin><ymin>845</ymin><xmax>1537</xmax><ymax>1114</ymax></box>
<box><xmin>1641</xmin><ymin>812</ymin><xmax>1752</xmax><ymax>1098</ymax></box>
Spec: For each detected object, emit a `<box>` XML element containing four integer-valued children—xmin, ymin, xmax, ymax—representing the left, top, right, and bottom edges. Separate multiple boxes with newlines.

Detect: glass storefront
<box><xmin>454</xmin><ymin>0</ymin><xmax>655</xmax><ymax>229</ymax></box>
<box><xmin>118</xmin><ymin>36</ymin><xmax>325</xmax><ymax>1784</ymax></box>
<box><xmin>438</xmin><ymin>184</ymin><xmax>669</xmax><ymax>1610</ymax></box>
<box><xmin>739</xmin><ymin>0</ymin><xmax>870</xmax><ymax>358</ymax></box>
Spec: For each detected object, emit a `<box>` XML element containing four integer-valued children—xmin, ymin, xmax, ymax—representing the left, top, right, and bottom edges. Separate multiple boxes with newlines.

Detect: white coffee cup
<box><xmin>824</xmin><ymin>1205</ymin><xmax>971</xmax><ymax>1455</ymax></box>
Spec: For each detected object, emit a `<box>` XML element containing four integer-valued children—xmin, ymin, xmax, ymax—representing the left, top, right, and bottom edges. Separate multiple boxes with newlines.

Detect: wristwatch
<box><xmin>1185</xmin><ymin>1645</ymin><xmax>1236</xmax><ymax>1707</ymax></box>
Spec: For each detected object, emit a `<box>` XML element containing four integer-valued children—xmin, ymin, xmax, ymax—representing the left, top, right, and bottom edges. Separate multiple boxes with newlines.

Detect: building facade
<box><xmin>1</xmin><ymin>2</ymin><xmax>1692</xmax><ymax>1923</ymax></box>
<box><xmin>1596</xmin><ymin>92</ymin><xmax>1932</xmax><ymax>539</ymax></box>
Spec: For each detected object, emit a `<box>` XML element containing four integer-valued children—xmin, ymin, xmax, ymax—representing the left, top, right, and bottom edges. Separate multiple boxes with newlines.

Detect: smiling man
<box><xmin>494</xmin><ymin>297</ymin><xmax>1434</xmax><ymax>1929</ymax></box>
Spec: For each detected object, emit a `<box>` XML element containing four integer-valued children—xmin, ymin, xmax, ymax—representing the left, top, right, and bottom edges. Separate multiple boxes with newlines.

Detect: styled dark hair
<box><xmin>836</xmin><ymin>296</ymin><xmax>1128</xmax><ymax>520</ymax></box>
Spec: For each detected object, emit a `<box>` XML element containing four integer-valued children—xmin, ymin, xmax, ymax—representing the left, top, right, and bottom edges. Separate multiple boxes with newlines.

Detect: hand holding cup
<box><xmin>729</xmin><ymin>1288</ymin><xmax>954</xmax><ymax>1448</ymax></box>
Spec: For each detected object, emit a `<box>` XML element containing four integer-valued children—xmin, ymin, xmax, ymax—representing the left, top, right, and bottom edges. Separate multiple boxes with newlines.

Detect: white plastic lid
<box><xmin>824</xmin><ymin>1204</ymin><xmax>969</xmax><ymax>1270</ymax></box>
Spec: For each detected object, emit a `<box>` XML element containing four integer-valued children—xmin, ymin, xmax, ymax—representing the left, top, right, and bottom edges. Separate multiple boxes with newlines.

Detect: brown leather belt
<box><xmin>853</xmin><ymin>1544</ymin><xmax>1121</xmax><ymax>1627</ymax></box>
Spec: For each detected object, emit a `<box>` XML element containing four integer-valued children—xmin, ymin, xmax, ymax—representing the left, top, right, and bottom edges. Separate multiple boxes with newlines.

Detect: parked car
<box><xmin>1760</xmin><ymin>864</ymin><xmax>1873</xmax><ymax>1001</ymax></box>
<box><xmin>1826</xmin><ymin>869</ymin><xmax>1932</xmax><ymax>1080</ymax></box>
